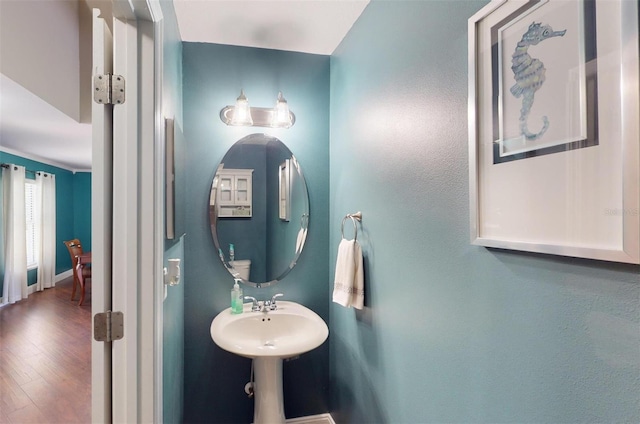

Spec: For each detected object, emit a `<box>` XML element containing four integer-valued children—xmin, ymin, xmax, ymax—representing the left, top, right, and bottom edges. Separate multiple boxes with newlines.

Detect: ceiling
<box><xmin>174</xmin><ymin>0</ymin><xmax>369</xmax><ymax>55</ymax></box>
<box><xmin>0</xmin><ymin>74</ymin><xmax>92</xmax><ymax>171</ymax></box>
<box><xmin>0</xmin><ymin>0</ymin><xmax>368</xmax><ymax>172</ymax></box>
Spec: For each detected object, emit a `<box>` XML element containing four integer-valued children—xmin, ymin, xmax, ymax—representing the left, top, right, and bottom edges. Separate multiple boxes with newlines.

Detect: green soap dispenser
<box><xmin>231</xmin><ymin>279</ymin><xmax>243</xmax><ymax>314</ymax></box>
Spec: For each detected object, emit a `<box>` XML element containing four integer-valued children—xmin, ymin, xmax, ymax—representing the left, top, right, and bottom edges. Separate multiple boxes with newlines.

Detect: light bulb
<box><xmin>271</xmin><ymin>92</ymin><xmax>292</xmax><ymax>128</ymax></box>
<box><xmin>230</xmin><ymin>89</ymin><xmax>253</xmax><ymax>126</ymax></box>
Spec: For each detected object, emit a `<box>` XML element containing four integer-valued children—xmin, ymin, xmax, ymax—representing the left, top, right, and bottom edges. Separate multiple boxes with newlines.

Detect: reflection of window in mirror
<box><xmin>279</xmin><ymin>159</ymin><xmax>290</xmax><ymax>221</ymax></box>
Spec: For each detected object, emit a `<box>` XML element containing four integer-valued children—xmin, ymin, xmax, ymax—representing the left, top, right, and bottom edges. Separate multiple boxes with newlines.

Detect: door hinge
<box><xmin>93</xmin><ymin>74</ymin><xmax>125</xmax><ymax>105</ymax></box>
<box><xmin>94</xmin><ymin>311</ymin><xmax>124</xmax><ymax>342</ymax></box>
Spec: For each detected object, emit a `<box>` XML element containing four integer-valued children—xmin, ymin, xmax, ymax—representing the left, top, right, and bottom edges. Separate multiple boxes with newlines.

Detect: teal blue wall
<box><xmin>0</xmin><ymin>151</ymin><xmax>91</xmax><ymax>292</ymax></box>
<box><xmin>328</xmin><ymin>1</ymin><xmax>640</xmax><ymax>423</ymax></box>
<box><xmin>163</xmin><ymin>235</ymin><xmax>185</xmax><ymax>424</ymax></box>
<box><xmin>72</xmin><ymin>172</ymin><xmax>91</xmax><ymax>250</ymax></box>
<box><xmin>182</xmin><ymin>43</ymin><xmax>330</xmax><ymax>423</ymax></box>
<box><xmin>27</xmin><ymin>268</ymin><xmax>37</xmax><ymax>286</ymax></box>
<box><xmin>160</xmin><ymin>0</ymin><xmax>185</xmax><ymax>422</ymax></box>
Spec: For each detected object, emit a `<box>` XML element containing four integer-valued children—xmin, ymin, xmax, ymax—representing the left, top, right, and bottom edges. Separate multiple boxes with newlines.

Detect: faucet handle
<box><xmin>269</xmin><ymin>293</ymin><xmax>284</xmax><ymax>310</ymax></box>
<box><xmin>243</xmin><ymin>296</ymin><xmax>260</xmax><ymax>312</ymax></box>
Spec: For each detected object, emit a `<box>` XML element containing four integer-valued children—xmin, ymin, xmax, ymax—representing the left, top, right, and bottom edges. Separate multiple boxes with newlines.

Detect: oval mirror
<box><xmin>209</xmin><ymin>134</ymin><xmax>310</xmax><ymax>287</ymax></box>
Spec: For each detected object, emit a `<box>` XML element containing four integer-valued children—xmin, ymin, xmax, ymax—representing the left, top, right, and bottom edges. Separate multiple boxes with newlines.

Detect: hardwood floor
<box><xmin>0</xmin><ymin>277</ymin><xmax>91</xmax><ymax>423</ymax></box>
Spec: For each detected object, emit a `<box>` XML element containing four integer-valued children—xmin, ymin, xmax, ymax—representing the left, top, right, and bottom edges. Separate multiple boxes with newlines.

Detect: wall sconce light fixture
<box><xmin>220</xmin><ymin>90</ymin><xmax>296</xmax><ymax>129</ymax></box>
<box><xmin>272</xmin><ymin>92</ymin><xmax>292</xmax><ymax>128</ymax></box>
<box><xmin>230</xmin><ymin>89</ymin><xmax>253</xmax><ymax>126</ymax></box>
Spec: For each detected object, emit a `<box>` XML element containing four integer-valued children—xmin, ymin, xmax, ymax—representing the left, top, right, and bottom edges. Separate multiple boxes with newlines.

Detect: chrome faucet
<box><xmin>245</xmin><ymin>294</ymin><xmax>284</xmax><ymax>312</ymax></box>
<box><xmin>243</xmin><ymin>296</ymin><xmax>260</xmax><ymax>312</ymax></box>
<box><xmin>270</xmin><ymin>293</ymin><xmax>284</xmax><ymax>308</ymax></box>
<box><xmin>263</xmin><ymin>293</ymin><xmax>284</xmax><ymax>311</ymax></box>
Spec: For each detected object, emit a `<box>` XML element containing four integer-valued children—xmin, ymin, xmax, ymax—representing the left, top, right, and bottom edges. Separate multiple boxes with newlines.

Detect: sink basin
<box><xmin>210</xmin><ymin>301</ymin><xmax>328</xmax><ymax>358</ymax></box>
<box><xmin>211</xmin><ymin>300</ymin><xmax>328</xmax><ymax>424</ymax></box>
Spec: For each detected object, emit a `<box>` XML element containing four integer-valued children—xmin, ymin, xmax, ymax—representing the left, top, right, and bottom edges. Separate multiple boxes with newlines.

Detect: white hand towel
<box><xmin>332</xmin><ymin>238</ymin><xmax>364</xmax><ymax>309</ymax></box>
<box><xmin>295</xmin><ymin>228</ymin><xmax>307</xmax><ymax>254</ymax></box>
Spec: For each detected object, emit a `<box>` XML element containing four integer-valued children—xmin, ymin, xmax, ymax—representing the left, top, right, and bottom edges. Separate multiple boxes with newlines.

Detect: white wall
<box><xmin>0</xmin><ymin>0</ymin><xmax>81</xmax><ymax>122</ymax></box>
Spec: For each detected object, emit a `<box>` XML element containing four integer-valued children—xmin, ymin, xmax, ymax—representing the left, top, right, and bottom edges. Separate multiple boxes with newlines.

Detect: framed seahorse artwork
<box><xmin>468</xmin><ymin>0</ymin><xmax>639</xmax><ymax>264</ymax></box>
<box><xmin>493</xmin><ymin>0</ymin><xmax>597</xmax><ymax>164</ymax></box>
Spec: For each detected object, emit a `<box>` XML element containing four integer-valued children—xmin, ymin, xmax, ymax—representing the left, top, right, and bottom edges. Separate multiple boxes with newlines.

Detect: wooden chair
<box><xmin>63</xmin><ymin>239</ymin><xmax>91</xmax><ymax>305</ymax></box>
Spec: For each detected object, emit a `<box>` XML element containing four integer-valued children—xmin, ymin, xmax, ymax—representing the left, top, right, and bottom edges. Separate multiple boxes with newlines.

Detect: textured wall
<box><xmin>163</xmin><ymin>235</ymin><xmax>185</xmax><ymax>424</ymax></box>
<box><xmin>160</xmin><ymin>0</ymin><xmax>185</xmax><ymax>422</ymax></box>
<box><xmin>329</xmin><ymin>1</ymin><xmax>640</xmax><ymax>423</ymax></box>
<box><xmin>182</xmin><ymin>43</ymin><xmax>330</xmax><ymax>423</ymax></box>
<box><xmin>73</xmin><ymin>172</ymin><xmax>91</xmax><ymax>250</ymax></box>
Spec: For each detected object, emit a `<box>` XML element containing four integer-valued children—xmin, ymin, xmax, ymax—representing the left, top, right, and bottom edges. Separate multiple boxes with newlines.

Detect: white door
<box><xmin>91</xmin><ymin>7</ymin><xmax>113</xmax><ymax>423</ymax></box>
<box><xmin>92</xmin><ymin>3</ymin><xmax>163</xmax><ymax>422</ymax></box>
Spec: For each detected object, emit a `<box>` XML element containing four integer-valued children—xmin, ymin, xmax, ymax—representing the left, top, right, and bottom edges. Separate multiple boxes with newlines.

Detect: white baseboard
<box><xmin>286</xmin><ymin>413</ymin><xmax>335</xmax><ymax>424</ymax></box>
<box><xmin>28</xmin><ymin>270</ymin><xmax>72</xmax><ymax>293</ymax></box>
<box><xmin>55</xmin><ymin>269</ymin><xmax>73</xmax><ymax>282</ymax></box>
<box><xmin>0</xmin><ymin>283</ymin><xmax>42</xmax><ymax>305</ymax></box>
<box><xmin>0</xmin><ymin>270</ymin><xmax>72</xmax><ymax>304</ymax></box>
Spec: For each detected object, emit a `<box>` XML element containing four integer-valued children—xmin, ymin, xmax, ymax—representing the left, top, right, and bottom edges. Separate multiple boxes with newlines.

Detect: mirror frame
<box><xmin>209</xmin><ymin>134</ymin><xmax>310</xmax><ymax>287</ymax></box>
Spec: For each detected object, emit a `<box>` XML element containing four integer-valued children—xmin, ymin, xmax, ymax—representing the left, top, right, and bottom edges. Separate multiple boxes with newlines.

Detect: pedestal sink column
<box><xmin>253</xmin><ymin>357</ymin><xmax>285</xmax><ymax>424</ymax></box>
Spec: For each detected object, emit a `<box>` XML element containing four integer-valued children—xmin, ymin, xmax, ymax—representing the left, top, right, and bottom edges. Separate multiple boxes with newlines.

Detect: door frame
<box><xmin>136</xmin><ymin>5</ymin><xmax>166</xmax><ymax>422</ymax></box>
<box><xmin>91</xmin><ymin>7</ymin><xmax>113</xmax><ymax>423</ymax></box>
<box><xmin>92</xmin><ymin>1</ymin><xmax>164</xmax><ymax>422</ymax></box>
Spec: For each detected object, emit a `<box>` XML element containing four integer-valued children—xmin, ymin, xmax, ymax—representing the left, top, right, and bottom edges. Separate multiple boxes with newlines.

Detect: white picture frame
<box><xmin>468</xmin><ymin>0</ymin><xmax>639</xmax><ymax>264</ymax></box>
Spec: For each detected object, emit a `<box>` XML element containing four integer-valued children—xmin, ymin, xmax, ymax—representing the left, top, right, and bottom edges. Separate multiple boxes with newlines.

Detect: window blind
<box><xmin>25</xmin><ymin>180</ymin><xmax>38</xmax><ymax>268</ymax></box>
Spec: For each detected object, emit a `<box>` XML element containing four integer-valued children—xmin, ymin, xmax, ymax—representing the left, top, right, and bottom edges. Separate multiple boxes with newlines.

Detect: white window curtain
<box><xmin>35</xmin><ymin>172</ymin><xmax>56</xmax><ymax>291</ymax></box>
<box><xmin>2</xmin><ymin>164</ymin><xmax>28</xmax><ymax>305</ymax></box>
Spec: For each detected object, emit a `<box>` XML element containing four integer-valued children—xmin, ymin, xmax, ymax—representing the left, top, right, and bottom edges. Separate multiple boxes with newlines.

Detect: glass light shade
<box><xmin>271</xmin><ymin>92</ymin><xmax>292</xmax><ymax>128</ymax></box>
<box><xmin>230</xmin><ymin>90</ymin><xmax>253</xmax><ymax>126</ymax></box>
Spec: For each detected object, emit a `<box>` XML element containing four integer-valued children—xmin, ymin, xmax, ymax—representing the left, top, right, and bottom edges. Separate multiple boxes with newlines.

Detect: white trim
<box><xmin>137</xmin><ymin>18</ymin><xmax>161</xmax><ymax>423</ymax></box>
<box><xmin>285</xmin><ymin>414</ymin><xmax>336</xmax><ymax>424</ymax></box>
<box><xmin>0</xmin><ymin>278</ymin><xmax>64</xmax><ymax>304</ymax></box>
<box><xmin>0</xmin><ymin>270</ymin><xmax>72</xmax><ymax>300</ymax></box>
<box><xmin>112</xmin><ymin>0</ymin><xmax>136</xmax><ymax>20</ymax></box>
<box><xmin>106</xmin><ymin>2</ymin><xmax>163</xmax><ymax>422</ymax></box>
<box><xmin>0</xmin><ymin>287</ymin><xmax>38</xmax><ymax>305</ymax></box>
<box><xmin>152</xmin><ymin>14</ymin><xmax>165</xmax><ymax>423</ymax></box>
<box><xmin>111</xmin><ymin>13</ymin><xmax>140</xmax><ymax>424</ymax></box>
<box><xmin>55</xmin><ymin>269</ymin><xmax>74</xmax><ymax>283</ymax></box>
<box><xmin>468</xmin><ymin>0</ymin><xmax>506</xmax><ymax>247</ymax></box>
<box><xmin>142</xmin><ymin>0</ymin><xmax>163</xmax><ymax>22</ymax></box>
<box><xmin>91</xmin><ymin>7</ymin><xmax>114</xmax><ymax>423</ymax></box>
<box><xmin>0</xmin><ymin>146</ymin><xmax>87</xmax><ymax>173</ymax></box>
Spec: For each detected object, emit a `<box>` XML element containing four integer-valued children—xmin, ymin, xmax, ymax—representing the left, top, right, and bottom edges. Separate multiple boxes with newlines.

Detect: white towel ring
<box><xmin>341</xmin><ymin>211</ymin><xmax>362</xmax><ymax>241</ymax></box>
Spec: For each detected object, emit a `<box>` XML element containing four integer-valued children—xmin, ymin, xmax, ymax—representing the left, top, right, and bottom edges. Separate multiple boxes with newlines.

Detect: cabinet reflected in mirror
<box><xmin>209</xmin><ymin>134</ymin><xmax>309</xmax><ymax>287</ymax></box>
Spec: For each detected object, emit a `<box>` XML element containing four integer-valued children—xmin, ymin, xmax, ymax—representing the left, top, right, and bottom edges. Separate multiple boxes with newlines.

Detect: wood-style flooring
<box><xmin>0</xmin><ymin>277</ymin><xmax>91</xmax><ymax>423</ymax></box>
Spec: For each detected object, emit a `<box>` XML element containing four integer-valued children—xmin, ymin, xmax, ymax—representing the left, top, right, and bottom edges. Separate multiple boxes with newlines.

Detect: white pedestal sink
<box><xmin>210</xmin><ymin>301</ymin><xmax>328</xmax><ymax>424</ymax></box>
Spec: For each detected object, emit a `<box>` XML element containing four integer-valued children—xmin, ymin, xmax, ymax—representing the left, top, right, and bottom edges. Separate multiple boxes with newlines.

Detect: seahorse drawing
<box><xmin>510</xmin><ymin>22</ymin><xmax>566</xmax><ymax>141</ymax></box>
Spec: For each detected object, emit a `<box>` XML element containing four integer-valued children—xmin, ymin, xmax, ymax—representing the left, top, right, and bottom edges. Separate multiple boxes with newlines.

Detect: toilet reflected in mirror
<box><xmin>229</xmin><ymin>259</ymin><xmax>251</xmax><ymax>280</ymax></box>
<box><xmin>209</xmin><ymin>134</ymin><xmax>310</xmax><ymax>287</ymax></box>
